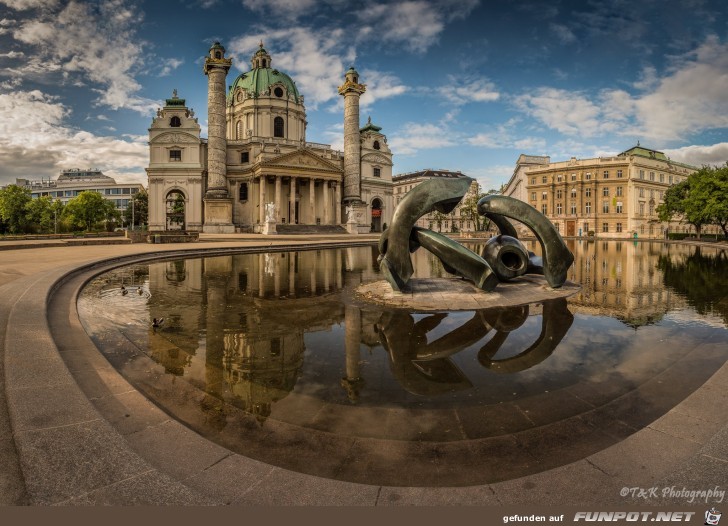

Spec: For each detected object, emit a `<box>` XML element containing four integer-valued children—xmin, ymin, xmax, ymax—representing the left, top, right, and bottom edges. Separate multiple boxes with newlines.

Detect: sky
<box><xmin>1</xmin><ymin>0</ymin><xmax>727</xmax><ymax>192</ymax></box>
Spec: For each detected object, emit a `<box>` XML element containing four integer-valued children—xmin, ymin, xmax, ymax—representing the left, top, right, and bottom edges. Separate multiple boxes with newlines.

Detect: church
<box><xmin>147</xmin><ymin>42</ymin><xmax>394</xmax><ymax>234</ymax></box>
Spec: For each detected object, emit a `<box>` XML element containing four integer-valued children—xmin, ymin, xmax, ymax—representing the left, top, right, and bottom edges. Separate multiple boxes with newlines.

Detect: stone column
<box><xmin>274</xmin><ymin>176</ymin><xmax>282</xmax><ymax>222</ymax></box>
<box><xmin>309</xmin><ymin>179</ymin><xmax>316</xmax><ymax>224</ymax></box>
<box><xmin>338</xmin><ymin>67</ymin><xmax>366</xmax><ymax>204</ymax></box>
<box><xmin>334</xmin><ymin>183</ymin><xmax>341</xmax><ymax>224</ymax></box>
<box><xmin>203</xmin><ymin>42</ymin><xmax>235</xmax><ymax>233</ymax></box>
<box><xmin>323</xmin><ymin>180</ymin><xmax>331</xmax><ymax>225</ymax></box>
<box><xmin>289</xmin><ymin>176</ymin><xmax>297</xmax><ymax>224</ymax></box>
<box><xmin>341</xmin><ymin>304</ymin><xmax>364</xmax><ymax>401</ymax></box>
<box><xmin>288</xmin><ymin>252</ymin><xmax>296</xmax><ymax>296</ymax></box>
<box><xmin>259</xmin><ymin>177</ymin><xmax>266</xmax><ymax>225</ymax></box>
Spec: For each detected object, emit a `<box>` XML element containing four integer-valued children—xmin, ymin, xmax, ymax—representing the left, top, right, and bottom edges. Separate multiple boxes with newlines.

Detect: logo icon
<box><xmin>705</xmin><ymin>508</ymin><xmax>722</xmax><ymax>526</ymax></box>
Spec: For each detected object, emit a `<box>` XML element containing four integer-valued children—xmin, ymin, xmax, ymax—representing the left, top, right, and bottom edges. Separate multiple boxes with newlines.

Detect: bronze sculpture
<box><xmin>378</xmin><ymin>177</ymin><xmax>574</xmax><ymax>292</ymax></box>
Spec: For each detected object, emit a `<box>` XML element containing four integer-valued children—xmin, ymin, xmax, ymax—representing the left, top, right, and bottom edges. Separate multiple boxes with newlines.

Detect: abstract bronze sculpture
<box><xmin>378</xmin><ymin>177</ymin><xmax>574</xmax><ymax>292</ymax></box>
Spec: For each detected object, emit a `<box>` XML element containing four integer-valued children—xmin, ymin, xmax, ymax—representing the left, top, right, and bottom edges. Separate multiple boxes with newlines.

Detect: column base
<box><xmin>262</xmin><ymin>220</ymin><xmax>277</xmax><ymax>235</ymax></box>
<box><xmin>345</xmin><ymin>202</ymin><xmax>370</xmax><ymax>234</ymax></box>
<box><xmin>203</xmin><ymin>197</ymin><xmax>234</xmax><ymax>233</ymax></box>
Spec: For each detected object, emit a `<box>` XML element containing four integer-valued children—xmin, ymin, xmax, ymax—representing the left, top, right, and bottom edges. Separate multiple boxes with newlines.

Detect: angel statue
<box><xmin>265</xmin><ymin>202</ymin><xmax>276</xmax><ymax>222</ymax></box>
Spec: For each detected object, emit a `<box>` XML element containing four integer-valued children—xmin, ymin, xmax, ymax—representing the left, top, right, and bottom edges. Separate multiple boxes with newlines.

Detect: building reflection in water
<box><xmin>122</xmin><ymin>241</ymin><xmax>728</xmax><ymax>424</ymax></box>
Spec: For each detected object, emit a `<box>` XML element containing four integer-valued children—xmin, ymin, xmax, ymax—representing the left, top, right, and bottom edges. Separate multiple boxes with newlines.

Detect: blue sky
<box><xmin>1</xmin><ymin>0</ymin><xmax>727</xmax><ymax>191</ymax></box>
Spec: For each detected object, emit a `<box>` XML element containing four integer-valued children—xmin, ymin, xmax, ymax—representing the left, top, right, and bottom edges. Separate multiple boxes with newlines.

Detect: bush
<box><xmin>587</xmin><ymin>231</ymin><xmax>595</xmax><ymax>237</ymax></box>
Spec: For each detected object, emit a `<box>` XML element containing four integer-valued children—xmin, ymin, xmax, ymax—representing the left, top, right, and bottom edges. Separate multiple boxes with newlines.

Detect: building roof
<box><xmin>360</xmin><ymin>116</ymin><xmax>382</xmax><ymax>133</ymax></box>
<box><xmin>228</xmin><ymin>47</ymin><xmax>300</xmax><ymax>103</ymax></box>
<box><xmin>393</xmin><ymin>169</ymin><xmax>467</xmax><ymax>182</ymax></box>
<box><xmin>619</xmin><ymin>144</ymin><xmax>669</xmax><ymax>161</ymax></box>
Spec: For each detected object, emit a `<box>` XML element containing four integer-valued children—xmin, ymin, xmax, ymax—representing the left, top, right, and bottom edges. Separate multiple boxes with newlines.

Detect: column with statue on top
<box><xmin>338</xmin><ymin>66</ymin><xmax>370</xmax><ymax>234</ymax></box>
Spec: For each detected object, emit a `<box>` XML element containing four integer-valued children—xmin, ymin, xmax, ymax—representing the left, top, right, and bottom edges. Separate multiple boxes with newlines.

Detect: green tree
<box><xmin>50</xmin><ymin>199</ymin><xmax>65</xmax><ymax>234</ymax></box>
<box><xmin>692</xmin><ymin>164</ymin><xmax>728</xmax><ymax>238</ymax></box>
<box><xmin>459</xmin><ymin>182</ymin><xmax>486</xmax><ymax>230</ymax></box>
<box><xmin>63</xmin><ymin>191</ymin><xmax>120</xmax><ymax>231</ymax></box>
<box><xmin>657</xmin><ymin>174</ymin><xmax>710</xmax><ymax>239</ymax></box>
<box><xmin>123</xmin><ymin>189</ymin><xmax>148</xmax><ymax>230</ymax></box>
<box><xmin>26</xmin><ymin>195</ymin><xmax>54</xmax><ymax>233</ymax></box>
<box><xmin>0</xmin><ymin>185</ymin><xmax>32</xmax><ymax>234</ymax></box>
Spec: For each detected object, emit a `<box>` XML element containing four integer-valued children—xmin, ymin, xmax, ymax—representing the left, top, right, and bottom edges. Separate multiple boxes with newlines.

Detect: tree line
<box><xmin>0</xmin><ymin>186</ymin><xmax>148</xmax><ymax>235</ymax></box>
<box><xmin>657</xmin><ymin>164</ymin><xmax>728</xmax><ymax>239</ymax></box>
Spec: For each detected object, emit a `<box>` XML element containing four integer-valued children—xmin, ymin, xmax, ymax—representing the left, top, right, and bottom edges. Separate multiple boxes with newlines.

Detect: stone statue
<box><xmin>265</xmin><ymin>202</ymin><xmax>276</xmax><ymax>222</ymax></box>
<box><xmin>345</xmin><ymin>204</ymin><xmax>355</xmax><ymax>223</ymax></box>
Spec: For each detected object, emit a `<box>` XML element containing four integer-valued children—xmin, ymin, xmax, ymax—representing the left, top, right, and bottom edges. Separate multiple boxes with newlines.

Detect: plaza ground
<box><xmin>0</xmin><ymin>234</ymin><xmax>726</xmax><ymax>505</ymax></box>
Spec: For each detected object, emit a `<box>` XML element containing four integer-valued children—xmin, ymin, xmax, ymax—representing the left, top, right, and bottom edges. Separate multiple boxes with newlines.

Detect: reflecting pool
<box><xmin>78</xmin><ymin>241</ymin><xmax>728</xmax><ymax>486</ymax></box>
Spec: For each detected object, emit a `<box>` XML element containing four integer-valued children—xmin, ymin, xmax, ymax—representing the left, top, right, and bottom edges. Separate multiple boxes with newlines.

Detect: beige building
<box><xmin>147</xmin><ymin>42</ymin><xmax>393</xmax><ymax>233</ymax></box>
<box><xmin>393</xmin><ymin>169</ymin><xmax>481</xmax><ymax>233</ymax></box>
<box><xmin>503</xmin><ymin>145</ymin><xmax>706</xmax><ymax>239</ymax></box>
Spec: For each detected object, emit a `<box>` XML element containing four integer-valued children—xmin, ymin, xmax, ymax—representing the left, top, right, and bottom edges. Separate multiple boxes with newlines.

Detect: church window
<box><xmin>373</xmin><ymin>140</ymin><xmax>380</xmax><ymax>150</ymax></box>
<box><xmin>373</xmin><ymin>167</ymin><xmax>381</xmax><ymax>178</ymax></box>
<box><xmin>170</xmin><ymin>116</ymin><xmax>181</xmax><ymax>127</ymax></box>
<box><xmin>236</xmin><ymin>121</ymin><xmax>243</xmax><ymax>140</ymax></box>
<box><xmin>241</xmin><ymin>151</ymin><xmax>249</xmax><ymax>163</ymax></box>
<box><xmin>262</xmin><ymin>59</ymin><xmax>267</xmax><ymax>68</ymax></box>
<box><xmin>239</xmin><ymin>183</ymin><xmax>248</xmax><ymax>202</ymax></box>
<box><xmin>274</xmin><ymin>87</ymin><xmax>284</xmax><ymax>98</ymax></box>
<box><xmin>274</xmin><ymin>116</ymin><xmax>284</xmax><ymax>138</ymax></box>
<box><xmin>215</xmin><ymin>51</ymin><xmax>221</xmax><ymax>59</ymax></box>
<box><xmin>169</xmin><ymin>149</ymin><xmax>181</xmax><ymax>161</ymax></box>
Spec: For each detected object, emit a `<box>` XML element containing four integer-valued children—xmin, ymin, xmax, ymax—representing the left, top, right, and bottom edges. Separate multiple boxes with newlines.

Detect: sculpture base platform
<box><xmin>346</xmin><ymin>220</ymin><xmax>359</xmax><ymax>234</ymax></box>
<box><xmin>202</xmin><ymin>224</ymin><xmax>235</xmax><ymax>234</ymax></box>
<box><xmin>355</xmin><ymin>275</ymin><xmax>580</xmax><ymax>311</ymax></box>
<box><xmin>262</xmin><ymin>220</ymin><xmax>277</xmax><ymax>235</ymax></box>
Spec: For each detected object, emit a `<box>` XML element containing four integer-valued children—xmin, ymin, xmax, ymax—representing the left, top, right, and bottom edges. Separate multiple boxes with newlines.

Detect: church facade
<box><xmin>147</xmin><ymin>42</ymin><xmax>394</xmax><ymax>233</ymax></box>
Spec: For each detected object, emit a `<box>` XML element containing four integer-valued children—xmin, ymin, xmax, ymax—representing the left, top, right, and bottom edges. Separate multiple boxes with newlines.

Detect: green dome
<box><xmin>228</xmin><ymin>67</ymin><xmax>301</xmax><ymax>103</ymax></box>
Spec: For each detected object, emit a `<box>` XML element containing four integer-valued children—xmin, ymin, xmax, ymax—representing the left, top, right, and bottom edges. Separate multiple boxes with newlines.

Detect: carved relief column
<box><xmin>202</xmin><ymin>42</ymin><xmax>235</xmax><ymax>233</ymax></box>
<box><xmin>274</xmin><ymin>176</ymin><xmax>282</xmax><ymax>222</ymax></box>
<box><xmin>289</xmin><ymin>176</ymin><xmax>297</xmax><ymax>224</ymax></box>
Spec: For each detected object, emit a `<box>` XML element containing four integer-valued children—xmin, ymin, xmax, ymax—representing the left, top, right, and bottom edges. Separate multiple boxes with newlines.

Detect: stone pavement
<box><xmin>0</xmin><ymin>235</ymin><xmax>726</xmax><ymax>506</ymax></box>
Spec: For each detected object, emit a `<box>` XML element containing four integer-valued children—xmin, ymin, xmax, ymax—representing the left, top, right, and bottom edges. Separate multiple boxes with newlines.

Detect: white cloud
<box><xmin>229</xmin><ymin>27</ymin><xmax>357</xmax><ymax>108</ymax></box>
<box><xmin>0</xmin><ymin>0</ymin><xmax>58</xmax><ymax>9</ymax></box>
<box><xmin>514</xmin><ymin>37</ymin><xmax>728</xmax><ymax>142</ymax></box>
<box><xmin>550</xmin><ymin>23</ymin><xmax>576</xmax><ymax>44</ymax></box>
<box><xmin>513</xmin><ymin>88</ymin><xmax>603</xmax><ymax>137</ymax></box>
<box><xmin>663</xmin><ymin>143</ymin><xmax>728</xmax><ymax>167</ymax></box>
<box><xmin>0</xmin><ymin>90</ymin><xmax>147</xmax><ymax>185</ymax></box>
<box><xmin>8</xmin><ymin>0</ymin><xmax>158</xmax><ymax>114</ymax></box>
<box><xmin>360</xmin><ymin>69</ymin><xmax>408</xmax><ymax>108</ymax></box>
<box><xmin>357</xmin><ymin>2</ymin><xmax>443</xmax><ymax>53</ymax></box>
<box><xmin>632</xmin><ymin>36</ymin><xmax>728</xmax><ymax>141</ymax></box>
<box><xmin>467</xmin><ymin>120</ymin><xmax>545</xmax><ymax>151</ymax></box>
<box><xmin>356</xmin><ymin>0</ymin><xmax>477</xmax><ymax>54</ymax></box>
<box><xmin>389</xmin><ymin>122</ymin><xmax>456</xmax><ymax>156</ymax></box>
<box><xmin>0</xmin><ymin>51</ymin><xmax>24</xmax><ymax>58</ymax></box>
<box><xmin>159</xmin><ymin>58</ymin><xmax>184</xmax><ymax>77</ymax></box>
<box><xmin>438</xmin><ymin>75</ymin><xmax>499</xmax><ymax>105</ymax></box>
<box><xmin>242</xmin><ymin>0</ymin><xmax>318</xmax><ymax>19</ymax></box>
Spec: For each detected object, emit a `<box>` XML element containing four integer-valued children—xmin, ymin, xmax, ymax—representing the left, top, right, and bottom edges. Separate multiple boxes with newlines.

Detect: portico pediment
<box><xmin>260</xmin><ymin>148</ymin><xmax>342</xmax><ymax>174</ymax></box>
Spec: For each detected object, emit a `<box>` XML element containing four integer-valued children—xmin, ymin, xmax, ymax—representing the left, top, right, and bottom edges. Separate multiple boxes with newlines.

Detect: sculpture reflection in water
<box><xmin>374</xmin><ymin>298</ymin><xmax>574</xmax><ymax>396</ymax></box>
<box><xmin>378</xmin><ymin>176</ymin><xmax>574</xmax><ymax>292</ymax></box>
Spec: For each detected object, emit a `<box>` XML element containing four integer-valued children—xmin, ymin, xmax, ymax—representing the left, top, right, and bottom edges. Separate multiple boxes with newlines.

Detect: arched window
<box><xmin>215</xmin><ymin>51</ymin><xmax>221</xmax><ymax>59</ymax></box>
<box><xmin>239</xmin><ymin>183</ymin><xmax>248</xmax><ymax>202</ymax></box>
<box><xmin>236</xmin><ymin>120</ymin><xmax>243</xmax><ymax>140</ymax></box>
<box><xmin>373</xmin><ymin>140</ymin><xmax>380</xmax><ymax>150</ymax></box>
<box><xmin>170</xmin><ymin>116</ymin><xmax>181</xmax><ymax>127</ymax></box>
<box><xmin>274</xmin><ymin>116</ymin><xmax>284</xmax><ymax>138</ymax></box>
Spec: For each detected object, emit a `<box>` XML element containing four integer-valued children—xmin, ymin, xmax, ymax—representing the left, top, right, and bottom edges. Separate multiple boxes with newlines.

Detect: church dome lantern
<box><xmin>228</xmin><ymin>43</ymin><xmax>301</xmax><ymax>103</ymax></box>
